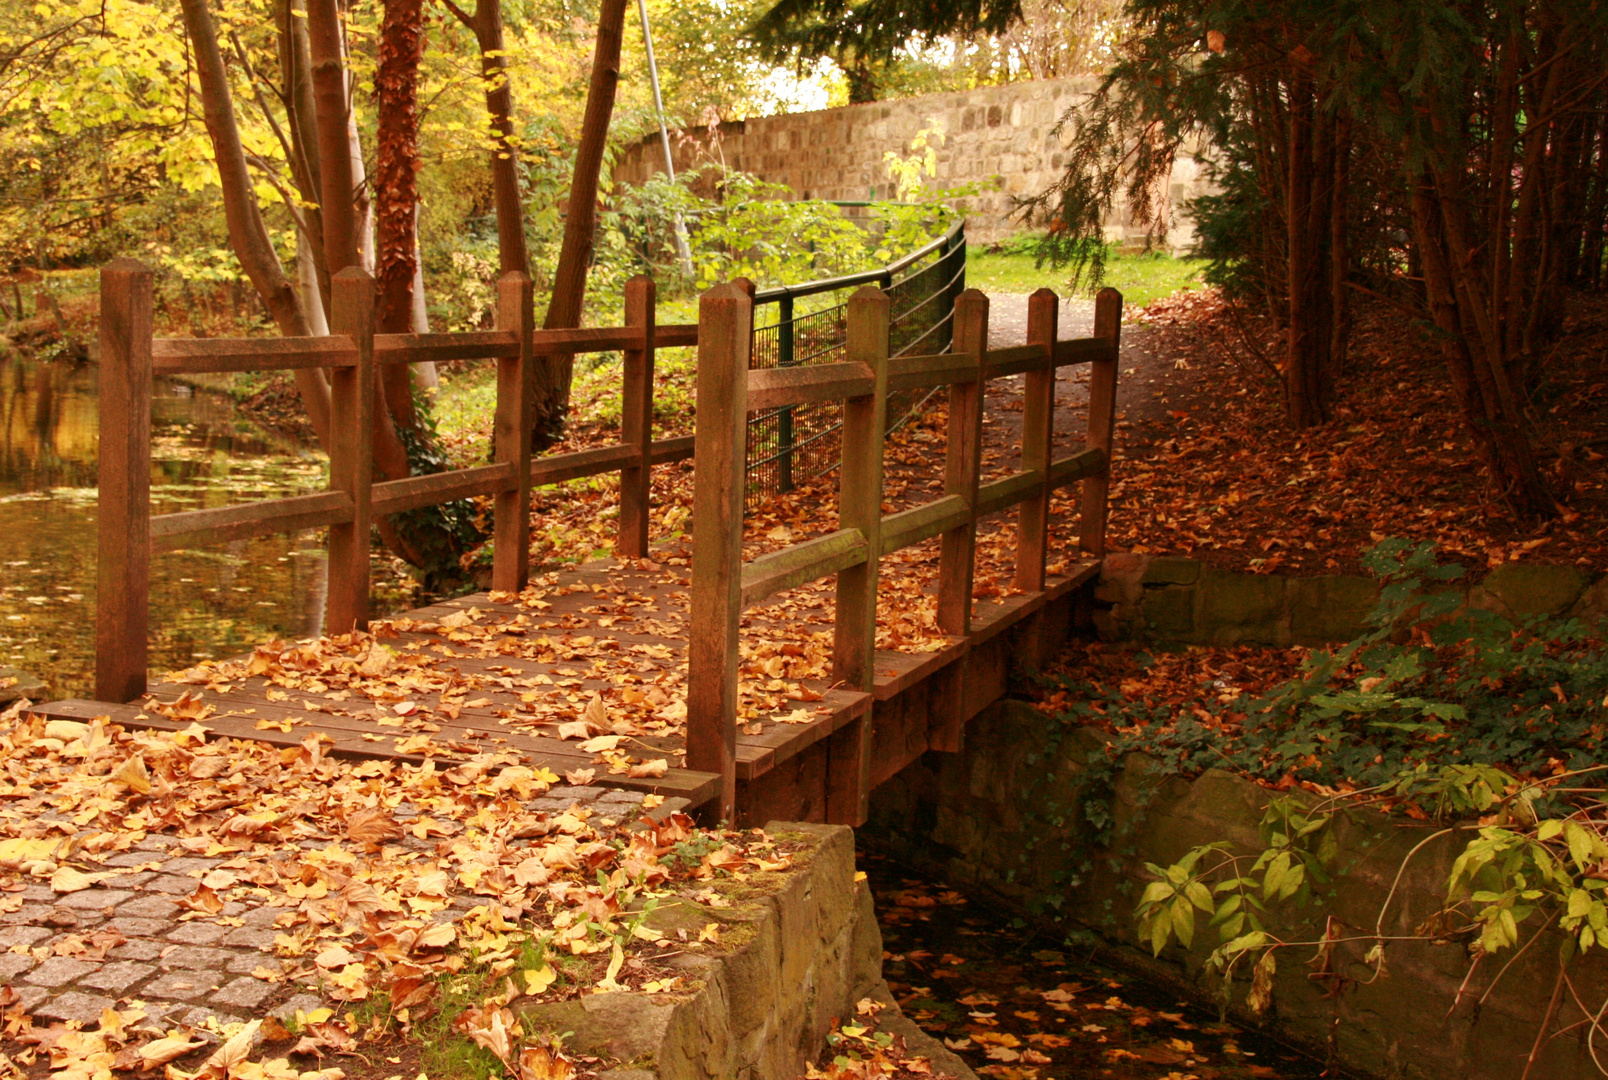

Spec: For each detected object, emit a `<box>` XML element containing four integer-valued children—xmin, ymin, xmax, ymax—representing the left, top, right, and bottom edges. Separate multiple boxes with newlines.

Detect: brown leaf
<box><xmin>345</xmin><ymin>807</ymin><xmax>403</xmax><ymax>846</ymax></box>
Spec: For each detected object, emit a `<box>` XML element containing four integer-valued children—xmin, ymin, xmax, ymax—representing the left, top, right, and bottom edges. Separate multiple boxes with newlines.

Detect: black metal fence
<box><xmin>745</xmin><ymin>221</ymin><xmax>966</xmax><ymax>510</ymax></box>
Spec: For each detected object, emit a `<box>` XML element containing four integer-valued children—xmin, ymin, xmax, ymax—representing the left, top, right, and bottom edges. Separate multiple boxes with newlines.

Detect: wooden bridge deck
<box><xmin>33</xmin><ymin>550</ymin><xmax>1100</xmax><ymax>823</ymax></box>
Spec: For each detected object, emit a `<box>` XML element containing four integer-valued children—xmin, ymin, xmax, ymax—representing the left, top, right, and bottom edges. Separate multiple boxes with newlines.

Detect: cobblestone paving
<box><xmin>2</xmin><ymin>785</ymin><xmax>657</xmax><ymax>1033</ymax></box>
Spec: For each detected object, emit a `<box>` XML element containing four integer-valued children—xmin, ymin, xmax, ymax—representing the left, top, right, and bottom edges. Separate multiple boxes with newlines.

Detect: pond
<box><xmin>0</xmin><ymin>349</ymin><xmax>339</xmax><ymax>699</ymax></box>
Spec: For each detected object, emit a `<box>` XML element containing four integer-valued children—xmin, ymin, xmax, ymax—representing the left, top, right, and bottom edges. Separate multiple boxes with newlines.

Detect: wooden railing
<box><xmin>687</xmin><ymin>283</ymin><xmax>1122</xmax><ymax>823</ymax></box>
<box><xmin>95</xmin><ymin>260</ymin><xmax>697</xmax><ymax>702</ymax></box>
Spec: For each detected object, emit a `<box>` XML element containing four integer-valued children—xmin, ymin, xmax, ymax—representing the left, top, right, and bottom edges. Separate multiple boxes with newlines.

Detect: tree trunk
<box><xmin>533</xmin><ymin>0</ymin><xmax>626</xmax><ymax>446</ymax></box>
<box><xmin>178</xmin><ymin>0</ymin><xmax>333</xmax><ymax>448</ymax></box>
<box><xmin>1283</xmin><ymin>75</ymin><xmax>1334</xmax><ymax>429</ymax></box>
<box><xmin>375</xmin><ymin>0</ymin><xmax>427</xmax><ymax>429</ymax></box>
<box><xmin>1410</xmin><ymin>173</ymin><xmax>1553</xmax><ymax>519</ymax></box>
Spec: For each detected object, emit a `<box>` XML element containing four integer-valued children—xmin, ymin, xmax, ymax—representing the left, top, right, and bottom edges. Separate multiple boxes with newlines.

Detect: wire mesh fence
<box><xmin>744</xmin><ymin>223</ymin><xmax>966</xmax><ymax>512</ymax></box>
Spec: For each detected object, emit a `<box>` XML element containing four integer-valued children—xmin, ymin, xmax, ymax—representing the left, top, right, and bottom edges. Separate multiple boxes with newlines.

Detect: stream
<box><xmin>863</xmin><ymin>850</ymin><xmax>1331</xmax><ymax>1080</ymax></box>
<box><xmin>0</xmin><ymin>349</ymin><xmax>341</xmax><ymax>699</ymax></box>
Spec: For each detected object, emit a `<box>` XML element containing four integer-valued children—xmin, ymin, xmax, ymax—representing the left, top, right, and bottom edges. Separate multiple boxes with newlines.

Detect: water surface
<box><xmin>0</xmin><ymin>350</ymin><xmax>334</xmax><ymax>698</ymax></box>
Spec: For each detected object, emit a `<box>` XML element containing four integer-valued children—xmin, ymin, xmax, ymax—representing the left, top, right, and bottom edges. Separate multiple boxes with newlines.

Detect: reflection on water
<box><xmin>0</xmin><ymin>348</ymin><xmax>334</xmax><ymax>698</ymax></box>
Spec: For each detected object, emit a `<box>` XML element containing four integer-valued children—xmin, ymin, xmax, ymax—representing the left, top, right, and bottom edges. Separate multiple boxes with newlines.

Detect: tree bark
<box><xmin>533</xmin><ymin>0</ymin><xmax>626</xmax><ymax>445</ymax></box>
<box><xmin>375</xmin><ymin>0</ymin><xmax>427</xmax><ymax>429</ymax></box>
<box><xmin>178</xmin><ymin>0</ymin><xmax>333</xmax><ymax>448</ymax></box>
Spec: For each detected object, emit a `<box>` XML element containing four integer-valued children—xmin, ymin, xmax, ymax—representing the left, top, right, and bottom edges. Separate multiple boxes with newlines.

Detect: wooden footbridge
<box><xmin>33</xmin><ymin>261</ymin><xmax>1121</xmax><ymax>826</ymax></box>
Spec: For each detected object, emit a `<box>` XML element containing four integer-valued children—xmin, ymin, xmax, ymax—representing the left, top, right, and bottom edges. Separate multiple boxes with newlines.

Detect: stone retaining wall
<box><xmin>865</xmin><ymin>699</ymin><xmax>1608</xmax><ymax>1080</ymax></box>
<box><xmin>1093</xmin><ymin>554</ymin><xmax>1608</xmax><ymax>646</ymax></box>
<box><xmin>519</xmin><ymin>821</ymin><xmax>975</xmax><ymax>1080</ymax></box>
<box><xmin>612</xmin><ymin>79</ymin><xmax>1212</xmax><ymax>249</ymax></box>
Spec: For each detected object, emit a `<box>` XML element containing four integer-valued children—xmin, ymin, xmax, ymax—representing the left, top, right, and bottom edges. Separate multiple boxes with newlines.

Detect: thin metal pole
<box><xmin>636</xmin><ymin>0</ymin><xmax>693</xmax><ymax>273</ymax></box>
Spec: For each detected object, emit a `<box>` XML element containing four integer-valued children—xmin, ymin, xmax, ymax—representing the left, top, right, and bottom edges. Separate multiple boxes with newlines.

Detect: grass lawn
<box><xmin>965</xmin><ymin>246</ymin><xmax>1204</xmax><ymax>308</ymax></box>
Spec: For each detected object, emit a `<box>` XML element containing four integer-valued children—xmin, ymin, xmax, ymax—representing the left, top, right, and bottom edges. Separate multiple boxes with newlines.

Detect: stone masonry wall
<box><xmin>1092</xmin><ymin>554</ymin><xmax>1608</xmax><ymax>647</ymax></box>
<box><xmin>518</xmin><ymin>821</ymin><xmax>975</xmax><ymax>1080</ymax></box>
<box><xmin>612</xmin><ymin>79</ymin><xmax>1213</xmax><ymax>249</ymax></box>
<box><xmin>865</xmin><ymin>699</ymin><xmax>1608</xmax><ymax>1080</ymax></box>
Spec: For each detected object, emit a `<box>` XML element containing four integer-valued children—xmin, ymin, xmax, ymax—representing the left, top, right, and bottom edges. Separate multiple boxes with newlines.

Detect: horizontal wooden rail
<box><xmin>375</xmin><ymin>330</ymin><xmax>519</xmax><ymax>364</ymax></box>
<box><xmin>530</xmin><ymin>443</ymin><xmax>639</xmax><ymax>487</ymax></box>
<box><xmin>151</xmin><ymin>490</ymin><xmax>353</xmax><ymax>553</ymax></box>
<box><xmin>984</xmin><ymin>342</ymin><xmax>1053</xmax><ymax>380</ymax></box>
<box><xmin>373</xmin><ymin>462</ymin><xmax>517</xmax><ymax>516</ymax></box>
<box><xmin>1049</xmin><ymin>447</ymin><xmax>1106</xmax><ymax>487</ymax></box>
<box><xmin>886</xmin><ymin>351</ymin><xmax>980</xmax><ymax>392</ymax></box>
<box><xmin>747</xmin><ymin>362</ymin><xmax>875</xmax><ymax>412</ymax></box>
<box><xmin>879</xmin><ymin>494</ymin><xmax>969</xmax><ymax>555</ymax></box>
<box><xmin>650</xmin><ymin>434</ymin><xmax>696</xmax><ymax>464</ymax></box>
<box><xmin>740</xmin><ymin>528</ymin><xmax>869</xmax><ymax>609</ymax></box>
<box><xmin>657</xmin><ymin>324</ymin><xmax>698</xmax><ymax>347</ymax></box>
<box><xmin>975</xmin><ymin>468</ymin><xmax>1046</xmax><ymax>518</ymax></box>
<box><xmin>152</xmin><ymin>336</ymin><xmax>357</xmax><ymax>374</ymax></box>
<box><xmin>1054</xmin><ymin>338</ymin><xmax>1119</xmax><ymax>365</ymax></box>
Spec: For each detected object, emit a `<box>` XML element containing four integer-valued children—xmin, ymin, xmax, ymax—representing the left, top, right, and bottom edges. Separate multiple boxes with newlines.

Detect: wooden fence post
<box><xmin>937</xmin><ymin>289</ymin><xmax>988</xmax><ymax>635</ymax></box>
<box><xmin>494</xmin><ymin>272</ymin><xmax>534</xmax><ymax>589</ymax></box>
<box><xmin>618</xmin><ymin>274</ymin><xmax>655</xmax><ymax>559</ymax></box>
<box><xmin>1080</xmin><ymin>287</ymin><xmax>1123</xmax><ymax>558</ymax></box>
<box><xmin>1015</xmin><ymin>288</ymin><xmax>1059</xmax><ymax>592</ymax></box>
<box><xmin>687</xmin><ymin>283</ymin><xmax>752</xmax><ymax>825</ymax></box>
<box><xmin>96</xmin><ymin>259</ymin><xmax>153</xmax><ymax>703</ymax></box>
<box><xmin>326</xmin><ymin>267</ymin><xmax>375</xmax><ymax>634</ymax></box>
<box><xmin>826</xmin><ymin>285</ymin><xmax>890</xmax><ymax>826</ymax></box>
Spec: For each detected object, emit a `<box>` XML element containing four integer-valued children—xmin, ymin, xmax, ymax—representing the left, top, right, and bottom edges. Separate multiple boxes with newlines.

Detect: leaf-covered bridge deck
<box><xmin>35</xmin><ymin>550</ymin><xmax>1101</xmax><ymax>817</ymax></box>
<box><xmin>52</xmin><ymin>265</ymin><xmax>1123</xmax><ymax>826</ymax></box>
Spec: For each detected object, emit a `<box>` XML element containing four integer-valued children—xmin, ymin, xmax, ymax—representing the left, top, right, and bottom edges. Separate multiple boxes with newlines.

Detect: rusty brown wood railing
<box><xmin>687</xmin><ymin>283</ymin><xmax>1121</xmax><ymax>824</ymax></box>
<box><xmin>95</xmin><ymin>261</ymin><xmax>697</xmax><ymax>702</ymax></box>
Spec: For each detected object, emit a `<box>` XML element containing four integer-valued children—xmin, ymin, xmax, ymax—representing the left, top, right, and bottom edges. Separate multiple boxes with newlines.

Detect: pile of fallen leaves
<box><xmin>1106</xmin><ymin>288</ymin><xmax>1608</xmax><ymax>575</ymax></box>
<box><xmin>0</xmin><ymin>708</ymin><xmax>795</xmax><ymax>1080</ymax></box>
<box><xmin>801</xmin><ymin>998</ymin><xmax>956</xmax><ymax>1080</ymax></box>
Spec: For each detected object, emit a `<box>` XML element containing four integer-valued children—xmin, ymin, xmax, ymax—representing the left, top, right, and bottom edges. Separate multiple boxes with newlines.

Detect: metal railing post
<box><xmin>777</xmin><ymin>291</ymin><xmax>795</xmax><ymax>493</ymax></box>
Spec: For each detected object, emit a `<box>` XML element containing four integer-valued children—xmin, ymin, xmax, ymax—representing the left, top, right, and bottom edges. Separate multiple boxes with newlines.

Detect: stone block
<box><xmin>143</xmin><ymin>874</ymin><xmax>204</xmax><ymax>895</ymax></box>
<box><xmin>0</xmin><ymin>924</ymin><xmax>52</xmax><ymax>949</ymax></box>
<box><xmin>1288</xmin><ymin>575</ymin><xmax>1377</xmax><ymax>645</ymax></box>
<box><xmin>80</xmin><ymin>960</ymin><xmax>156</xmax><ymax>995</ymax></box>
<box><xmin>1141</xmin><ymin>584</ymin><xmax>1196</xmax><ymax>640</ymax></box>
<box><xmin>141</xmin><ymin>970</ymin><xmax>219</xmax><ymax>1002</ymax></box>
<box><xmin>0</xmin><ymin>952</ymin><xmax>36</xmax><ymax>981</ymax></box>
<box><xmin>1570</xmin><ymin>575</ymin><xmax>1608</xmax><ymax>630</ymax></box>
<box><xmin>1141</xmin><ymin>556</ymin><xmax>1201</xmax><ymax>585</ymax></box>
<box><xmin>110</xmin><ymin>939</ymin><xmax>167</xmax><ymax>962</ymax></box>
<box><xmin>1195</xmin><ymin>568</ymin><xmax>1288</xmax><ymax>645</ymax></box>
<box><xmin>0</xmin><ymin>666</ymin><xmax>46</xmax><ymax>703</ymax></box>
<box><xmin>166</xmin><ymin>921</ymin><xmax>230</xmax><ymax>946</ymax></box>
<box><xmin>34</xmin><ymin>991</ymin><xmax>115</xmax><ymax>1023</ymax></box>
<box><xmin>210</xmin><ymin>976</ymin><xmax>276</xmax><ymax>1010</ymax></box>
<box><xmin>160</xmin><ymin>945</ymin><xmax>236</xmax><ymax>971</ymax></box>
<box><xmin>24</xmin><ymin>955</ymin><xmax>100</xmax><ymax>986</ymax></box>
<box><xmin>115</xmin><ymin>895</ymin><xmax>180</xmax><ymax>919</ymax></box>
<box><xmin>1472</xmin><ymin>562</ymin><xmax>1590</xmax><ymax>619</ymax></box>
<box><xmin>56</xmin><ymin>888</ymin><xmax>135</xmax><ymax>910</ymax></box>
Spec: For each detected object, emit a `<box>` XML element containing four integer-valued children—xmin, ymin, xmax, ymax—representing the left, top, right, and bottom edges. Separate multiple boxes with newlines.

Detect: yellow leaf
<box><xmin>521</xmin><ymin>964</ymin><xmax>556</xmax><ymax>996</ymax></box>
<box><xmin>111</xmin><ymin>755</ymin><xmax>151</xmax><ymax>794</ymax></box>
<box><xmin>51</xmin><ymin>866</ymin><xmax>97</xmax><ymax>893</ymax></box>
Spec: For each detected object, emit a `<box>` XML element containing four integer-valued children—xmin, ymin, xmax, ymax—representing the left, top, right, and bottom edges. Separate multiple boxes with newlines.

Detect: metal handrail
<box><xmin>753</xmin><ymin>219</ymin><xmax>965</xmax><ymax>307</ymax></box>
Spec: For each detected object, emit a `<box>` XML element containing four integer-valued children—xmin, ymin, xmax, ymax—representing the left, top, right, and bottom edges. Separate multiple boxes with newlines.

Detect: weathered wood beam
<box><xmin>741</xmin><ymin>528</ymin><xmax>869</xmax><ymax>610</ymax></box>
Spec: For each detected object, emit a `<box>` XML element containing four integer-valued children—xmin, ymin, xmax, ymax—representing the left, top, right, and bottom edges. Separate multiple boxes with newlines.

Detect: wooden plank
<box><xmin>734</xmin><ymin>690</ymin><xmax>870</xmax><ymax>781</ymax></box>
<box><xmin>885</xmin><ymin>351</ymin><xmax>980</xmax><ymax>392</ymax></box>
<box><xmin>493</xmin><ymin>273</ymin><xmax>534</xmax><ymax>591</ymax></box>
<box><xmin>1053</xmin><ymin>337</ymin><xmax>1118</xmax><ymax>366</ymax></box>
<box><xmin>970</xmin><ymin>587</ymin><xmax>1049</xmax><ymax>647</ymax></box>
<box><xmin>734</xmin><ymin>739</ymin><xmax>828</xmax><ymax>827</ymax></box>
<box><xmin>650</xmin><ymin>434</ymin><xmax>695</xmax><ymax>464</ymax></box>
<box><xmin>741</xmin><ymin>528</ymin><xmax>869</xmax><ymax>610</ymax></box>
<box><xmin>983</xmin><ymin>341</ymin><xmax>1053</xmax><ymax>380</ymax></box>
<box><xmin>326</xmin><ymin>268</ymin><xmax>375</xmax><ymax>634</ymax></box>
<box><xmin>871</xmin><ymin>638</ymin><xmax>967</xmax><ymax>702</ymax></box>
<box><xmin>1081</xmin><ymin>289</ymin><xmax>1123</xmax><ymax>557</ymax></box>
<box><xmin>151</xmin><ymin>490</ymin><xmax>354</xmax><ymax>552</ymax></box>
<box><xmin>687</xmin><ymin>283</ymin><xmax>751</xmax><ymax>824</ymax></box>
<box><xmin>532</xmin><ymin>326</ymin><xmax>638</xmax><ymax>353</ymax></box>
<box><xmin>529</xmin><ymin>443</ymin><xmax>638</xmax><ymax>487</ymax></box>
<box><xmin>937</xmin><ymin>290</ymin><xmax>987</xmax><ymax>637</ymax></box>
<box><xmin>96</xmin><ymin>259</ymin><xmax>153</xmax><ymax>703</ymax></box>
<box><xmin>372</xmin><ymin>462</ymin><xmax>517</xmax><ymax>517</ymax></box>
<box><xmin>152</xmin><ymin>335</ymin><xmax>358</xmax><ymax>373</ymax></box>
<box><xmin>618</xmin><ymin>276</ymin><xmax>654</xmax><ymax>559</ymax></box>
<box><xmin>880</xmin><ymin>493</ymin><xmax>968</xmax><ymax>555</ymax></box>
<box><xmin>1015</xmin><ymin>290</ymin><xmax>1058</xmax><ymax>593</ymax></box>
<box><xmin>827</xmin><ymin>286</ymin><xmax>889</xmax><ymax>827</ymax></box>
<box><xmin>1048</xmin><ymin>447</ymin><xmax>1105</xmax><ymax>488</ymax></box>
<box><xmin>746</xmin><ymin>361</ymin><xmax>875</xmax><ymax>412</ymax></box>
<box><xmin>29</xmin><ymin>698</ymin><xmax>720</xmax><ymax>806</ymax></box>
<box><xmin>376</xmin><ymin>330</ymin><xmax>519</xmax><ymax>364</ymax></box>
<box><xmin>976</xmin><ymin>468</ymin><xmax>1045</xmax><ymax>518</ymax></box>
<box><xmin>655</xmin><ymin>323</ymin><xmax>698</xmax><ymax>348</ymax></box>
